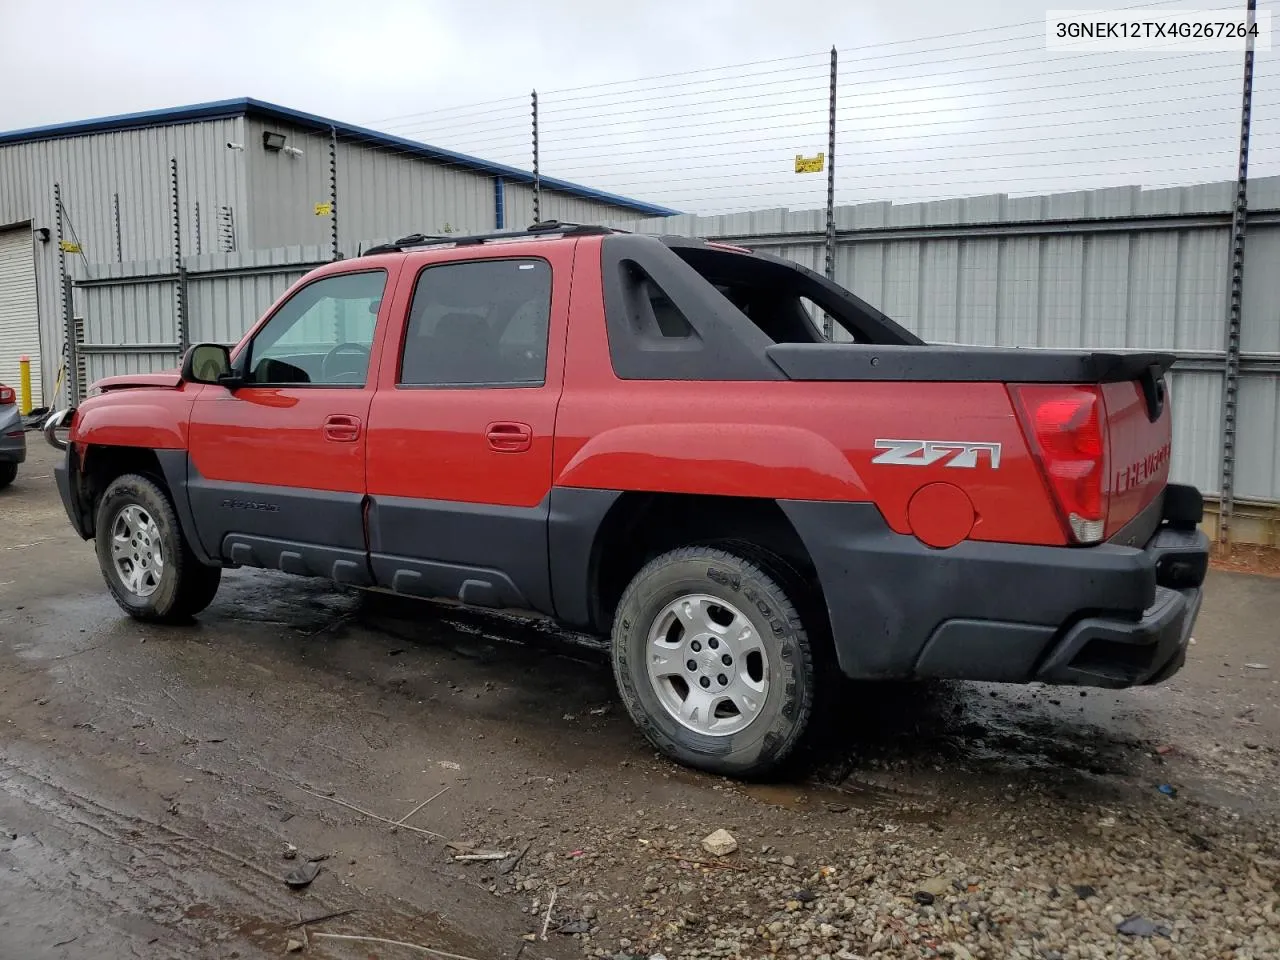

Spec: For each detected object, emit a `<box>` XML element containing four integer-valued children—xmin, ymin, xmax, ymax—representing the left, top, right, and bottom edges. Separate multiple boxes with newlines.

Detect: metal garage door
<box><xmin>0</xmin><ymin>227</ymin><xmax>41</xmax><ymax>409</ymax></box>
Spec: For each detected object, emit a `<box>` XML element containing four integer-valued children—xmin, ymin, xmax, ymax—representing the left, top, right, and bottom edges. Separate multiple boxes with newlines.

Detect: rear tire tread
<box><xmin>611</xmin><ymin>544</ymin><xmax>816</xmax><ymax>779</ymax></box>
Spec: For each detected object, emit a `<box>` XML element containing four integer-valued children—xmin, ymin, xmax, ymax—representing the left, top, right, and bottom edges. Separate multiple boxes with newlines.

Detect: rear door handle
<box><xmin>323</xmin><ymin>414</ymin><xmax>362</xmax><ymax>443</ymax></box>
<box><xmin>486</xmin><ymin>421</ymin><xmax>532</xmax><ymax>453</ymax></box>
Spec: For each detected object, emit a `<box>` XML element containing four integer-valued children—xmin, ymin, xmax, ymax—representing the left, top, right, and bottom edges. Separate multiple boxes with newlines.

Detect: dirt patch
<box><xmin>1211</xmin><ymin>542</ymin><xmax>1280</xmax><ymax>578</ymax></box>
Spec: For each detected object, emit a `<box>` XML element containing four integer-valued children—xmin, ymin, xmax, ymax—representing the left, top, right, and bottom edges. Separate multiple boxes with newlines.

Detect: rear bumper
<box><xmin>780</xmin><ymin>488</ymin><xmax>1208</xmax><ymax>688</ymax></box>
<box><xmin>0</xmin><ymin>411</ymin><xmax>25</xmax><ymax>463</ymax></box>
<box><xmin>1035</xmin><ymin>578</ymin><xmax>1202</xmax><ymax>687</ymax></box>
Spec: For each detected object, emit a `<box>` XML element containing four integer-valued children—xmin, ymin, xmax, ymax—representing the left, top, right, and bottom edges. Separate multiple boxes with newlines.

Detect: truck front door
<box><xmin>186</xmin><ymin>266</ymin><xmax>397</xmax><ymax>583</ymax></box>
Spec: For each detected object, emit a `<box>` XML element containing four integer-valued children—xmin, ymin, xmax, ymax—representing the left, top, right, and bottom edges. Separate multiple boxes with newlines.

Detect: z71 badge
<box><xmin>872</xmin><ymin>439</ymin><xmax>1002</xmax><ymax>469</ymax></box>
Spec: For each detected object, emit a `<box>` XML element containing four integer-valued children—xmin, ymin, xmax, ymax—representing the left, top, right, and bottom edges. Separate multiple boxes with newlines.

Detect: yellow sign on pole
<box><xmin>59</xmin><ymin>240</ymin><xmax>81</xmax><ymax>254</ymax></box>
<box><xmin>794</xmin><ymin>153</ymin><xmax>825</xmax><ymax>174</ymax></box>
<box><xmin>314</xmin><ymin>202</ymin><xmax>333</xmax><ymax>216</ymax></box>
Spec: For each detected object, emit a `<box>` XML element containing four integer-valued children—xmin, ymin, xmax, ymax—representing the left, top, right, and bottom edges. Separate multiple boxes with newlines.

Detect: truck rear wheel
<box><xmin>94</xmin><ymin>473</ymin><xmax>221</xmax><ymax>623</ymax></box>
<box><xmin>0</xmin><ymin>463</ymin><xmax>15</xmax><ymax>489</ymax></box>
<box><xmin>611</xmin><ymin>545</ymin><xmax>816</xmax><ymax>778</ymax></box>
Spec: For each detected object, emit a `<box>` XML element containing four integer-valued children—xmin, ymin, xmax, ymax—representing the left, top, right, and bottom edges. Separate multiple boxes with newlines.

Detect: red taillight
<box><xmin>0</xmin><ymin>385</ymin><xmax>14</xmax><ymax>405</ymax></box>
<box><xmin>1010</xmin><ymin>383</ymin><xmax>1109</xmax><ymax>544</ymax></box>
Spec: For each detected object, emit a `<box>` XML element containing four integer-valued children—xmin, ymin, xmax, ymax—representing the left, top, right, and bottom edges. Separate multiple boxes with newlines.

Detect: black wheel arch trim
<box><xmin>547</xmin><ymin>486</ymin><xmax>623</xmax><ymax>631</ymax></box>
<box><xmin>155</xmin><ymin>449</ymin><xmax>219</xmax><ymax>566</ymax></box>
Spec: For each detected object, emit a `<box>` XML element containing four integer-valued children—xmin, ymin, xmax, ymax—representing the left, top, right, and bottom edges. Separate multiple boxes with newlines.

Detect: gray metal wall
<box><xmin>0</xmin><ymin>115</ymin><xmax>655</xmax><ymax>406</ymax></box>
<box><xmin>502</xmin><ymin>182</ymin><xmax>641</xmax><ymax>232</ymax></box>
<box><xmin>0</xmin><ymin>118</ymin><xmax>251</xmax><ymax>406</ymax></box>
<box><xmin>246</xmin><ymin>118</ymin><xmax>500</xmax><ymax>252</ymax></box>
<box><xmin>73</xmin><ymin>246</ymin><xmax>327</xmax><ymax>387</ymax></box>
<box><xmin>605</xmin><ymin>178</ymin><xmax>1280</xmax><ymax>504</ymax></box>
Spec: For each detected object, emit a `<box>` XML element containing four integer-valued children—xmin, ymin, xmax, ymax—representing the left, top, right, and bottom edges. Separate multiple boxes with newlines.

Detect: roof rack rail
<box><xmin>359</xmin><ymin>222</ymin><xmax>628</xmax><ymax>256</ymax></box>
<box><xmin>362</xmin><ymin>232</ymin><xmax>453</xmax><ymax>255</ymax></box>
<box><xmin>525</xmin><ymin>219</ymin><xmax>580</xmax><ymax>232</ymax></box>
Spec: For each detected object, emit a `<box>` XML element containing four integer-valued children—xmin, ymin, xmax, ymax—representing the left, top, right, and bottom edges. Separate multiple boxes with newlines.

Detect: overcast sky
<box><xmin>1</xmin><ymin>0</ymin><xmax>1275</xmax><ymax>214</ymax></box>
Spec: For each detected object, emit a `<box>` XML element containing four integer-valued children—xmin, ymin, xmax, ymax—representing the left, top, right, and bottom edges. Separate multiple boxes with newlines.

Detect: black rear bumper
<box><xmin>780</xmin><ymin>488</ymin><xmax>1208</xmax><ymax>688</ymax></box>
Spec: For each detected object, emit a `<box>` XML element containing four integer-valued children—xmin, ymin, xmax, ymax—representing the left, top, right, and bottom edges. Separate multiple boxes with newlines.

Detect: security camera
<box><xmin>282</xmin><ymin>145</ymin><xmax>304</xmax><ymax>158</ymax></box>
<box><xmin>226</xmin><ymin>141</ymin><xmax>245</xmax><ymax>151</ymax></box>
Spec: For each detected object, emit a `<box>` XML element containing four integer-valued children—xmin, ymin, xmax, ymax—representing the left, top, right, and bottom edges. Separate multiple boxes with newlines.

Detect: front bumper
<box><xmin>46</xmin><ymin>411</ymin><xmax>92</xmax><ymax>540</ymax></box>
<box><xmin>54</xmin><ymin>443</ymin><xmax>92</xmax><ymax>539</ymax></box>
<box><xmin>780</xmin><ymin>488</ymin><xmax>1209</xmax><ymax>689</ymax></box>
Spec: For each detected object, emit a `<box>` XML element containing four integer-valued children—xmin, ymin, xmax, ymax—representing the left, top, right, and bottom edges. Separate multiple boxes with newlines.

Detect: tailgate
<box><xmin>1103</xmin><ymin>372</ymin><xmax>1172</xmax><ymax>537</ymax></box>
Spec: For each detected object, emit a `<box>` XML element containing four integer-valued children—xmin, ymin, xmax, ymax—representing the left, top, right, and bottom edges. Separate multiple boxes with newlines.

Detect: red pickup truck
<box><xmin>46</xmin><ymin>222</ymin><xmax>1209</xmax><ymax>776</ymax></box>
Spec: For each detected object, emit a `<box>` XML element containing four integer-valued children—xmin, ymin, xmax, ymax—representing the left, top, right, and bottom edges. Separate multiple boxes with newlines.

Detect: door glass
<box><xmin>399</xmin><ymin>259</ymin><xmax>552</xmax><ymax>387</ymax></box>
<box><xmin>245</xmin><ymin>270</ymin><xmax>388</xmax><ymax>385</ymax></box>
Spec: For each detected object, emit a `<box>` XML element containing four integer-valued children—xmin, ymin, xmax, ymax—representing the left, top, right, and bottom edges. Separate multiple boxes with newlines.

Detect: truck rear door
<box><xmin>364</xmin><ymin>241</ymin><xmax>574</xmax><ymax>613</ymax></box>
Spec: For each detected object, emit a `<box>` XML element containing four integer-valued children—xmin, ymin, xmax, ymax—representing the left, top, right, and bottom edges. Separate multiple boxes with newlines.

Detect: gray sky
<box><xmin>1</xmin><ymin>0</ymin><xmax>1274</xmax><ymax>214</ymax></box>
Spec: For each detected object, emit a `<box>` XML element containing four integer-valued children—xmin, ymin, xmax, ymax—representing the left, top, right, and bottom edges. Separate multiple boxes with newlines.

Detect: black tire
<box><xmin>0</xmin><ymin>462</ymin><xmax>16</xmax><ymax>489</ymax></box>
<box><xmin>611</xmin><ymin>545</ymin><xmax>816</xmax><ymax>778</ymax></box>
<box><xmin>94</xmin><ymin>473</ymin><xmax>222</xmax><ymax>623</ymax></box>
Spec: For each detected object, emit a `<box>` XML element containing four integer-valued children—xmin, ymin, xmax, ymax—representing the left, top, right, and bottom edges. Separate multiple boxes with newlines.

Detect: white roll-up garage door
<box><xmin>0</xmin><ymin>227</ymin><xmax>41</xmax><ymax>408</ymax></box>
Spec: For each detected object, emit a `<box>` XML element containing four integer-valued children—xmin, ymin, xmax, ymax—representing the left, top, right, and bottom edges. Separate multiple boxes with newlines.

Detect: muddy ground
<box><xmin>1</xmin><ymin>442</ymin><xmax>1278</xmax><ymax>960</ymax></box>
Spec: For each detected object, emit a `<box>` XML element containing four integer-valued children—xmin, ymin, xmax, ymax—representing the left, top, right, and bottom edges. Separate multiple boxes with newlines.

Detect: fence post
<box><xmin>53</xmin><ymin>183</ymin><xmax>80</xmax><ymax>407</ymax></box>
<box><xmin>329</xmin><ymin>125</ymin><xmax>340</xmax><ymax>260</ymax></box>
<box><xmin>823</xmin><ymin>45</ymin><xmax>838</xmax><ymax>340</ymax></box>
<box><xmin>1218</xmin><ymin>0</ymin><xmax>1256</xmax><ymax>552</ymax></box>
<box><xmin>170</xmin><ymin>158</ymin><xmax>189</xmax><ymax>356</ymax></box>
<box><xmin>531</xmin><ymin>89</ymin><xmax>541</xmax><ymax>225</ymax></box>
<box><xmin>112</xmin><ymin>192</ymin><xmax>123</xmax><ymax>263</ymax></box>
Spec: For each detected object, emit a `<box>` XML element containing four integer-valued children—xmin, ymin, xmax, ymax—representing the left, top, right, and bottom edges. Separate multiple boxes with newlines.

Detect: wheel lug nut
<box><xmin>708</xmin><ymin>638</ymin><xmax>719</xmax><ymax>649</ymax></box>
<box><xmin>717</xmin><ymin>674</ymin><xmax>728</xmax><ymax>686</ymax></box>
<box><xmin>699</xmin><ymin>676</ymin><xmax>711</xmax><ymax>689</ymax></box>
<box><xmin>690</xmin><ymin>641</ymin><xmax>701</xmax><ymax>652</ymax></box>
<box><xmin>721</xmin><ymin>654</ymin><xmax>732</xmax><ymax>666</ymax></box>
<box><xmin>686</xmin><ymin>660</ymin><xmax>697</xmax><ymax>672</ymax></box>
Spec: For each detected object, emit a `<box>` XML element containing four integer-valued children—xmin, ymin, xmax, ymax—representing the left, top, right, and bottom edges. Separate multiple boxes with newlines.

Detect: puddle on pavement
<box><xmin>740</xmin><ymin>780</ymin><xmax>891</xmax><ymax>810</ymax></box>
<box><xmin>739</xmin><ymin>779</ymin><xmax>949</xmax><ymax>824</ymax></box>
<box><xmin>181</xmin><ymin>900</ymin><xmax>501</xmax><ymax>959</ymax></box>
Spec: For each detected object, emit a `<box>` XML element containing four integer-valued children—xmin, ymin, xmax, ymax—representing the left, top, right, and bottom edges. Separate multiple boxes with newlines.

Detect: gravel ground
<box><xmin>2</xmin><ymin>442</ymin><xmax>1278</xmax><ymax>959</ymax></box>
<box><xmin>437</xmin><ymin>705</ymin><xmax>1280</xmax><ymax>960</ymax></box>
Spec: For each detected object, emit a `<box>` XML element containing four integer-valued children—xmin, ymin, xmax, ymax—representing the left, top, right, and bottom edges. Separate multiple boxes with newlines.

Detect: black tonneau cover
<box><xmin>767</xmin><ymin>343</ymin><xmax>1176</xmax><ymax>384</ymax></box>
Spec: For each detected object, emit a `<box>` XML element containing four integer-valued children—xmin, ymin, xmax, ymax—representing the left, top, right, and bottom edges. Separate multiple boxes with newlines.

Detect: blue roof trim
<box><xmin>0</xmin><ymin>96</ymin><xmax>681</xmax><ymax>218</ymax></box>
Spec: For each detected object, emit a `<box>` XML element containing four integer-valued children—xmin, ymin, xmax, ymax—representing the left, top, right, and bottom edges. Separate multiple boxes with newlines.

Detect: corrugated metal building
<box><xmin>0</xmin><ymin>97</ymin><xmax>677</xmax><ymax>408</ymax></box>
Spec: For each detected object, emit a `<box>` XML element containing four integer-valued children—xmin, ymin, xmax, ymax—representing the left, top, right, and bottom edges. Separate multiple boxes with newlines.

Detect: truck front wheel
<box><xmin>611</xmin><ymin>546</ymin><xmax>816</xmax><ymax>778</ymax></box>
<box><xmin>95</xmin><ymin>473</ymin><xmax>221</xmax><ymax>623</ymax></box>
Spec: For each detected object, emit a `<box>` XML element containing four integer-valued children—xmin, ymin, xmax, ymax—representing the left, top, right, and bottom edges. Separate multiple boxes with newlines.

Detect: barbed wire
<box><xmin>361</xmin><ymin>0</ymin><xmax>1222</xmax><ymax>129</ymax></box>
<box><xmin>307</xmin><ymin>0</ymin><xmax>1269</xmax><ymax>218</ymax></box>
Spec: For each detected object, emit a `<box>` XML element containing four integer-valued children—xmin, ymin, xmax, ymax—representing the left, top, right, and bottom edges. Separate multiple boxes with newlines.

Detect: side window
<box><xmin>399</xmin><ymin>259</ymin><xmax>552</xmax><ymax>387</ymax></box>
<box><xmin>244</xmin><ymin>270</ymin><xmax>387</xmax><ymax>386</ymax></box>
